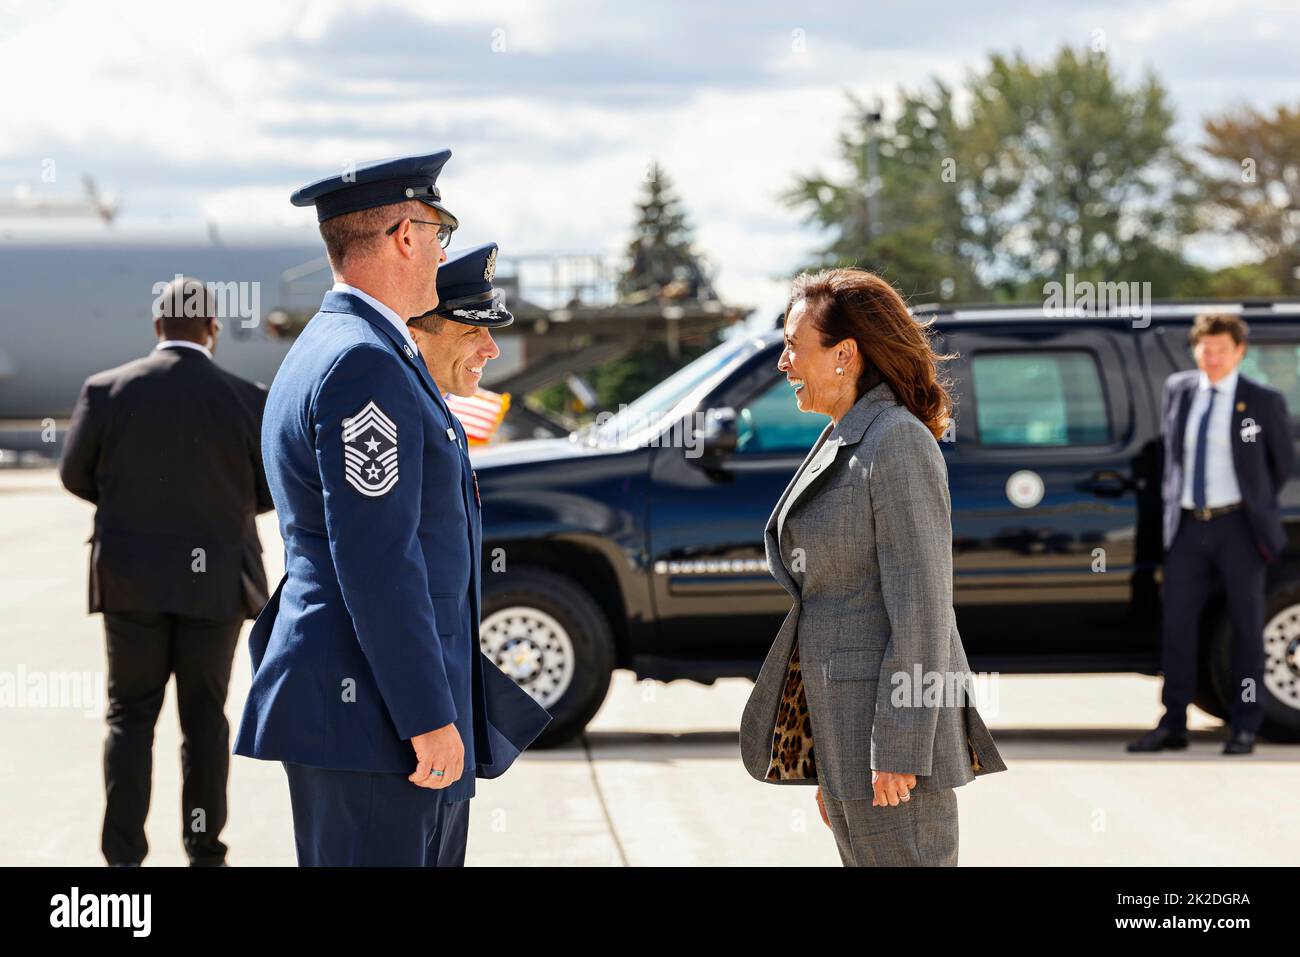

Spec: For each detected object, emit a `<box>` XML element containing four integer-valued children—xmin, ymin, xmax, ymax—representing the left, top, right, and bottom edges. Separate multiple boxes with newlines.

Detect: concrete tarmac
<box><xmin>2</xmin><ymin>470</ymin><xmax>1296</xmax><ymax>866</ymax></box>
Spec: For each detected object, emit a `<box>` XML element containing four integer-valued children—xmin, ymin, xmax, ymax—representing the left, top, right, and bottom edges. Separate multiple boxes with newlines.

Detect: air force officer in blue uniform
<box><xmin>233</xmin><ymin>152</ymin><xmax>549</xmax><ymax>866</ymax></box>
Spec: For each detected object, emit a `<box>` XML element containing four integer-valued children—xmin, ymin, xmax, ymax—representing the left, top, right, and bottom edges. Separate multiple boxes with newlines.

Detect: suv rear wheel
<box><xmin>1207</xmin><ymin>579</ymin><xmax>1300</xmax><ymax>743</ymax></box>
<box><xmin>480</xmin><ymin>567</ymin><xmax>615</xmax><ymax>748</ymax></box>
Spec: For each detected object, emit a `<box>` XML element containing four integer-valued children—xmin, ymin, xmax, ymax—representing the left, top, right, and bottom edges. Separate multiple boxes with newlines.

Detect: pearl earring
<box><xmin>835</xmin><ymin>367</ymin><xmax>844</xmax><ymax>376</ymax></box>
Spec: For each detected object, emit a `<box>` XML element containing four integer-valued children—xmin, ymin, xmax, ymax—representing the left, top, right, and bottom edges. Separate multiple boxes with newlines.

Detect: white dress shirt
<box><xmin>154</xmin><ymin>339</ymin><xmax>212</xmax><ymax>359</ymax></box>
<box><xmin>331</xmin><ymin>281</ymin><xmax>420</xmax><ymax>359</ymax></box>
<box><xmin>1180</xmin><ymin>367</ymin><xmax>1242</xmax><ymax>509</ymax></box>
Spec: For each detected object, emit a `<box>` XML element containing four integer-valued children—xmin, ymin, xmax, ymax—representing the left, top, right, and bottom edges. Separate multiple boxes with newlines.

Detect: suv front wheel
<box><xmin>480</xmin><ymin>566</ymin><xmax>615</xmax><ymax>748</ymax></box>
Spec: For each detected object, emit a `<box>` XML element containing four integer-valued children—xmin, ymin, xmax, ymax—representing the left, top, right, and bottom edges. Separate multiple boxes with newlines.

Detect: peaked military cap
<box><xmin>414</xmin><ymin>242</ymin><xmax>514</xmax><ymax>328</ymax></box>
<box><xmin>290</xmin><ymin>150</ymin><xmax>459</xmax><ymax>228</ymax></box>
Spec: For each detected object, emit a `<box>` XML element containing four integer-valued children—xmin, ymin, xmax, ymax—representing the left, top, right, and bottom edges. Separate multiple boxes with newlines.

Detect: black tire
<box><xmin>1207</xmin><ymin>578</ymin><xmax>1300</xmax><ymax>743</ymax></box>
<box><xmin>1192</xmin><ymin>686</ymin><xmax>1229</xmax><ymax>722</ymax></box>
<box><xmin>480</xmin><ymin>566</ymin><xmax>615</xmax><ymax>748</ymax></box>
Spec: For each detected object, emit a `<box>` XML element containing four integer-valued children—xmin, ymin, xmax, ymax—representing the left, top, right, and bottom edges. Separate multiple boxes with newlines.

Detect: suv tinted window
<box><xmin>736</xmin><ymin>376</ymin><xmax>828</xmax><ymax>454</ymax></box>
<box><xmin>1239</xmin><ymin>343</ymin><xmax>1300</xmax><ymax>421</ymax></box>
<box><xmin>972</xmin><ymin>350</ymin><xmax>1110</xmax><ymax>446</ymax></box>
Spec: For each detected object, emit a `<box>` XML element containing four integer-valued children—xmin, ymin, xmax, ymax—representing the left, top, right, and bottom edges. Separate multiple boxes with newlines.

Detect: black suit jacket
<box><xmin>1161</xmin><ymin>369</ymin><xmax>1294</xmax><ymax>563</ymax></box>
<box><xmin>59</xmin><ymin>345</ymin><xmax>273</xmax><ymax>620</ymax></box>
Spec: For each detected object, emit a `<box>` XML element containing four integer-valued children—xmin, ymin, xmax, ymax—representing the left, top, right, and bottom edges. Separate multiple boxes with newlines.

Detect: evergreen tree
<box><xmin>620</xmin><ymin>161</ymin><xmax>715</xmax><ymax>302</ymax></box>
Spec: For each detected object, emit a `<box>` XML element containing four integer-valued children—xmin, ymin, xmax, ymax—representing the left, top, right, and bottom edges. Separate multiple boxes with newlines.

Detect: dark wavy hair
<box><xmin>786</xmin><ymin>268</ymin><xmax>956</xmax><ymax>440</ymax></box>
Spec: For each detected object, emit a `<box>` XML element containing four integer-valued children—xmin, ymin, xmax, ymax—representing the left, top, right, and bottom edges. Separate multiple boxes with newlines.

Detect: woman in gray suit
<box><xmin>739</xmin><ymin>268</ymin><xmax>1006</xmax><ymax>866</ymax></box>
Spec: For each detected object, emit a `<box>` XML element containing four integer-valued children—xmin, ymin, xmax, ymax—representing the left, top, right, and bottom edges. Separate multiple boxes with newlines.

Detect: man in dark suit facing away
<box><xmin>60</xmin><ymin>276</ymin><xmax>273</xmax><ymax>865</ymax></box>
<box><xmin>1129</xmin><ymin>313</ymin><xmax>1293</xmax><ymax>756</ymax></box>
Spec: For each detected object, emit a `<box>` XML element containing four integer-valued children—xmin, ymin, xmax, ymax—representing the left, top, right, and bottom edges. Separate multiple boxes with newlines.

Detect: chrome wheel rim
<box><xmin>1262</xmin><ymin>603</ymin><xmax>1300</xmax><ymax>711</ymax></box>
<box><xmin>480</xmin><ymin>606</ymin><xmax>576</xmax><ymax>710</ymax></box>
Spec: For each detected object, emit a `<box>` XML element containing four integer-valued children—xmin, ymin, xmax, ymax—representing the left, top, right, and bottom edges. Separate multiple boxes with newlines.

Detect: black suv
<box><xmin>471</xmin><ymin>300</ymin><xmax>1300</xmax><ymax>746</ymax></box>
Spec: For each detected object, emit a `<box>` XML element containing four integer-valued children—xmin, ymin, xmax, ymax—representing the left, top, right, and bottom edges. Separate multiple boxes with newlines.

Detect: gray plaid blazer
<box><xmin>739</xmin><ymin>380</ymin><xmax>1006</xmax><ymax>800</ymax></box>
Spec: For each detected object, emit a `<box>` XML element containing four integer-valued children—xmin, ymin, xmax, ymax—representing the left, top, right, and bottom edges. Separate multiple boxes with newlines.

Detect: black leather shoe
<box><xmin>1126</xmin><ymin>727</ymin><xmax>1189</xmax><ymax>752</ymax></box>
<box><xmin>1223</xmin><ymin>729</ymin><xmax>1256</xmax><ymax>755</ymax></box>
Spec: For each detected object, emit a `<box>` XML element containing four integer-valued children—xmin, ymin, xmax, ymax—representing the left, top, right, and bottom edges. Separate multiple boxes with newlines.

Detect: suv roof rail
<box><xmin>911</xmin><ymin>298</ymin><xmax>1300</xmax><ymax>321</ymax></box>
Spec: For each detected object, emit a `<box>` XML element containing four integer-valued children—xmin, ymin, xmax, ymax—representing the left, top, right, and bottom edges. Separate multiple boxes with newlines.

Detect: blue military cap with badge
<box><xmin>414</xmin><ymin>242</ymin><xmax>514</xmax><ymax>329</ymax></box>
<box><xmin>290</xmin><ymin>150</ymin><xmax>460</xmax><ymax>229</ymax></box>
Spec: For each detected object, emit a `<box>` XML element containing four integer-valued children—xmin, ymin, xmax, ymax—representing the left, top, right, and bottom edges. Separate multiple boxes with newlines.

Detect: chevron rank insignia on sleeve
<box><xmin>342</xmin><ymin>400</ymin><xmax>398</xmax><ymax>497</ymax></box>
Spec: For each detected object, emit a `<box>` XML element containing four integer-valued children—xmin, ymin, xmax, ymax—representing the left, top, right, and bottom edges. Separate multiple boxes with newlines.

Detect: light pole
<box><xmin>862</xmin><ymin>103</ymin><xmax>883</xmax><ymax>241</ymax></box>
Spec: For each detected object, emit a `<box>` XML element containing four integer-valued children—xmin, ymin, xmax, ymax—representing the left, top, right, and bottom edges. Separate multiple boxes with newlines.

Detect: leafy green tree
<box><xmin>787</xmin><ymin>86</ymin><xmax>984</xmax><ymax>301</ymax></box>
<box><xmin>788</xmin><ymin>47</ymin><xmax>1198</xmax><ymax>300</ymax></box>
<box><xmin>964</xmin><ymin>48</ymin><xmax>1196</xmax><ymax>294</ymax></box>
<box><xmin>1200</xmin><ymin>262</ymin><xmax>1286</xmax><ymax>298</ymax></box>
<box><xmin>1197</xmin><ymin>104</ymin><xmax>1300</xmax><ymax>295</ymax></box>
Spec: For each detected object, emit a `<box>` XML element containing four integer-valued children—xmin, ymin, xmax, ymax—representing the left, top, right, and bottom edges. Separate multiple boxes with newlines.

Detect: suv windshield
<box><xmin>575</xmin><ymin>332</ymin><xmax>764</xmax><ymax>448</ymax></box>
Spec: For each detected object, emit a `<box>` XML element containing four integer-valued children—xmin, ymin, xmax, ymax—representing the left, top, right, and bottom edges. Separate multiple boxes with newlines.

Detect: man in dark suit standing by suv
<box><xmin>1130</xmin><ymin>313</ymin><xmax>1293</xmax><ymax>756</ymax></box>
<box><xmin>60</xmin><ymin>276</ymin><xmax>272</xmax><ymax>865</ymax></box>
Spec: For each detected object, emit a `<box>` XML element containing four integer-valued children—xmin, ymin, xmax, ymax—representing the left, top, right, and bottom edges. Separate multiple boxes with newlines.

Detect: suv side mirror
<box><xmin>696</xmin><ymin>406</ymin><xmax>738</xmax><ymax>460</ymax></box>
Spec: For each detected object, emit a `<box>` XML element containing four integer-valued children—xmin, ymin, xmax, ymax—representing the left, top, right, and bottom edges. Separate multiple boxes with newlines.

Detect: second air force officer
<box><xmin>232</xmin><ymin>152</ymin><xmax>549</xmax><ymax>866</ymax></box>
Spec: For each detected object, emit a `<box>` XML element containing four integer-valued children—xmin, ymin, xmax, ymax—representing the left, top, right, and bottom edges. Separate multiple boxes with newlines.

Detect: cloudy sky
<box><xmin>1</xmin><ymin>0</ymin><xmax>1296</xmax><ymax>314</ymax></box>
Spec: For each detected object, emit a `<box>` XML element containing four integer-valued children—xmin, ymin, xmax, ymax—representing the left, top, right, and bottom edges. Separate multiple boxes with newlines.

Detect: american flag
<box><xmin>445</xmin><ymin>388</ymin><xmax>511</xmax><ymax>445</ymax></box>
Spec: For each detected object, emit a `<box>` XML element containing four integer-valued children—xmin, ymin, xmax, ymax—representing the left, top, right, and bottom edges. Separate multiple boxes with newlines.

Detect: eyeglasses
<box><xmin>385</xmin><ymin>218</ymin><xmax>455</xmax><ymax>248</ymax></box>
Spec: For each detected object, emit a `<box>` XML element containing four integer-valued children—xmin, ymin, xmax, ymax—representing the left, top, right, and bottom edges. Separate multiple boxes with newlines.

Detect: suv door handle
<box><xmin>1078</xmin><ymin>470</ymin><xmax>1132</xmax><ymax>497</ymax></box>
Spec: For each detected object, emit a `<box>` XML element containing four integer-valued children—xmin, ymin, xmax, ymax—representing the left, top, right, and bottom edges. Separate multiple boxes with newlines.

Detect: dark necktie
<box><xmin>1191</xmin><ymin>386</ymin><xmax>1217</xmax><ymax>510</ymax></box>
